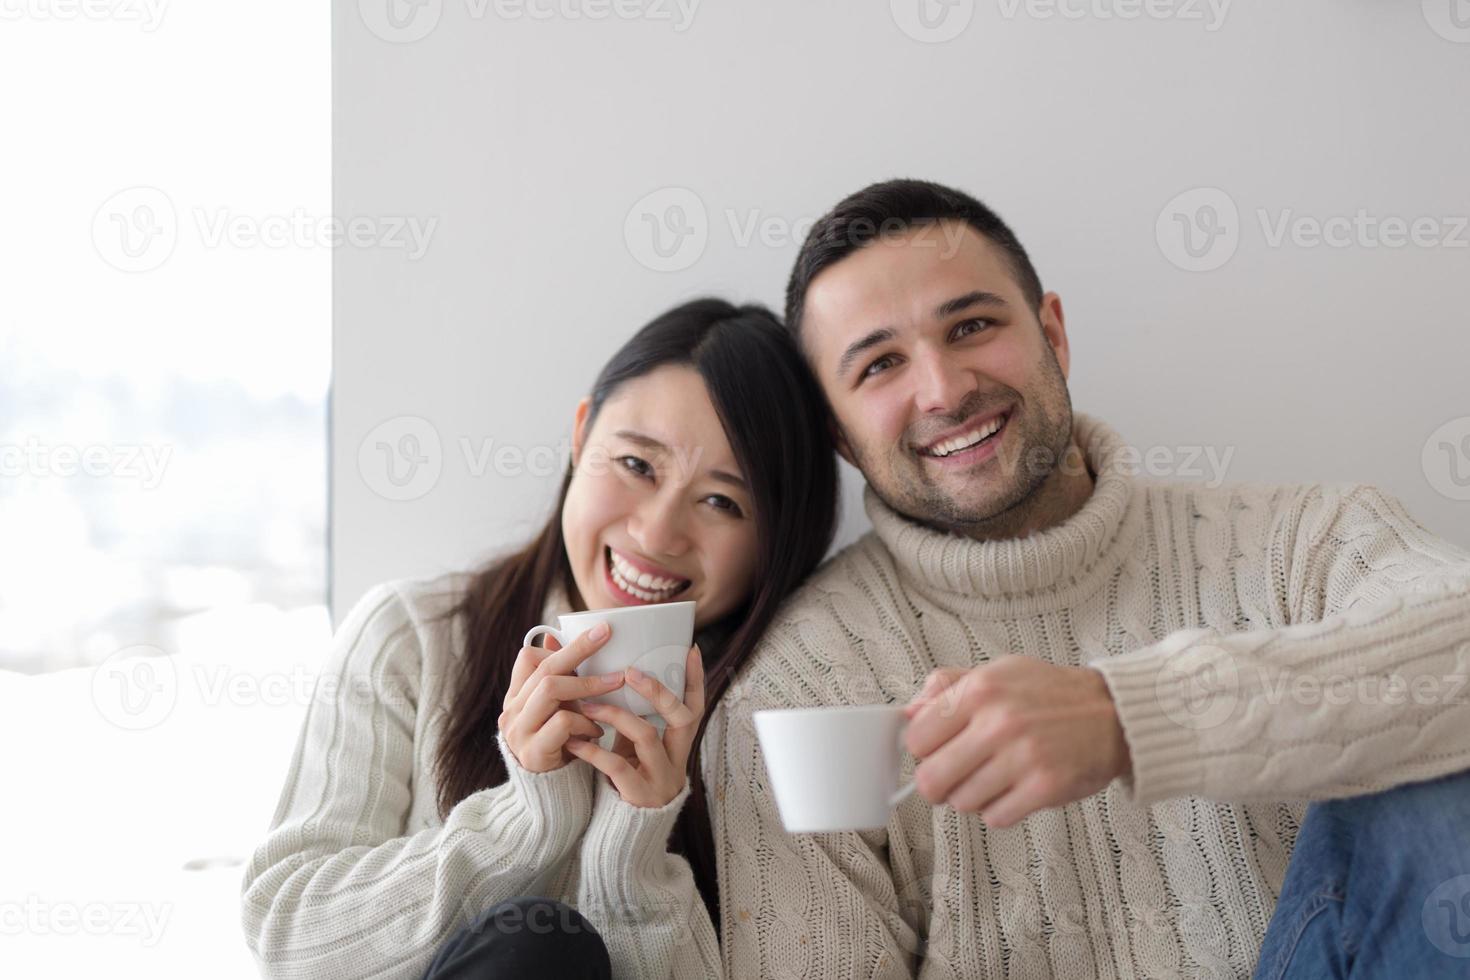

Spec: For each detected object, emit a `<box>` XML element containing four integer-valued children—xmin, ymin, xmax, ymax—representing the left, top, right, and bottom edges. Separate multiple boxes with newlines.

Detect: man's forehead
<box><xmin>803</xmin><ymin>223</ymin><xmax>1013</xmax><ymax>357</ymax></box>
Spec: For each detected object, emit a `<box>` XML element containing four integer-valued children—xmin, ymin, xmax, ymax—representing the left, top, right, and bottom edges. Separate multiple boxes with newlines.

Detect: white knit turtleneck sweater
<box><xmin>241</xmin><ymin>413</ymin><xmax>1470</xmax><ymax>980</ymax></box>
<box><xmin>578</xmin><ymin>412</ymin><xmax>1470</xmax><ymax>979</ymax></box>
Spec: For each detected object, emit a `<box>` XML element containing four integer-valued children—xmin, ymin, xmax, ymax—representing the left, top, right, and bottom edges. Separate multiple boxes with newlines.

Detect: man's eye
<box><xmin>617</xmin><ymin>455</ymin><xmax>653</xmax><ymax>478</ymax></box>
<box><xmin>862</xmin><ymin>355</ymin><xmax>897</xmax><ymax>380</ymax></box>
<box><xmin>953</xmin><ymin>318</ymin><xmax>993</xmax><ymax>340</ymax></box>
<box><xmin>704</xmin><ymin>494</ymin><xmax>744</xmax><ymax>518</ymax></box>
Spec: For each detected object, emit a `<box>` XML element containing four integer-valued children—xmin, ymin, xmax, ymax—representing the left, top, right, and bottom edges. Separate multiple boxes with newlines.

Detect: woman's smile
<box><xmin>603</xmin><ymin>545</ymin><xmax>693</xmax><ymax>605</ymax></box>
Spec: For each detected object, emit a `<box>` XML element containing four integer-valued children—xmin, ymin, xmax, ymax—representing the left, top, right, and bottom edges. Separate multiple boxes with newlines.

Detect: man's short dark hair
<box><xmin>784</xmin><ymin>178</ymin><xmax>1044</xmax><ymax>345</ymax></box>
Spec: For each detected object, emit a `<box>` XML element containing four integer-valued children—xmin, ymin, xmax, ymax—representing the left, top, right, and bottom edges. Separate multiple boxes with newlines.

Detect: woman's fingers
<box><xmin>537</xmin><ymin>622</ymin><xmax>612</xmax><ymax>677</ymax></box>
<box><xmin>506</xmin><ymin>622</ymin><xmax>614</xmax><ymax>713</ymax></box>
<box><xmin>683</xmin><ymin>643</ymin><xmax>706</xmax><ymax>719</ymax></box>
<box><xmin>520</xmin><ymin>671</ymin><xmax>624</xmax><ymax>731</ymax></box>
<box><xmin>565</xmin><ymin>738</ymin><xmax>643</xmax><ymax>797</ymax></box>
<box><xmin>625</xmin><ymin>666</ymin><xmax>699</xmax><ymax>730</ymax></box>
<box><xmin>506</xmin><ymin>645</ymin><xmax>546</xmax><ymax>702</ymax></box>
<box><xmin>527</xmin><ymin>708</ymin><xmax>604</xmax><ymax>756</ymax></box>
<box><xmin>579</xmin><ymin>701</ymin><xmax>663</xmax><ymax>765</ymax></box>
<box><xmin>659</xmin><ymin>644</ymin><xmax>707</xmax><ymax>770</ymax></box>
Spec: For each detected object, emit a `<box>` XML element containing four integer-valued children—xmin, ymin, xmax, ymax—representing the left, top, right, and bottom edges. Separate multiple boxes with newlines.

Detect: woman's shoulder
<box><xmin>334</xmin><ymin>570</ymin><xmax>477</xmax><ymax>662</ymax></box>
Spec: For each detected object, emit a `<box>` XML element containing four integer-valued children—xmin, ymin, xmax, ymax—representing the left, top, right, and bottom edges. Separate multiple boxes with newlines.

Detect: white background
<box><xmin>335</xmin><ymin>0</ymin><xmax>1470</xmax><ymax>625</ymax></box>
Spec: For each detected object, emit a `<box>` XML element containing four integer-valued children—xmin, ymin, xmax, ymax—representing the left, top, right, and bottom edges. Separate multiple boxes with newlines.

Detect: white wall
<box><xmin>333</xmin><ymin>0</ymin><xmax>1470</xmax><ymax>623</ymax></box>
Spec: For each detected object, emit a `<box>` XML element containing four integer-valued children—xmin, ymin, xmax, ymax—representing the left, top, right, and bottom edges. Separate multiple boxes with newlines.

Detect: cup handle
<box><xmin>889</xmin><ymin>717</ymin><xmax>917</xmax><ymax>807</ymax></box>
<box><xmin>522</xmin><ymin>624</ymin><xmax>566</xmax><ymax>650</ymax></box>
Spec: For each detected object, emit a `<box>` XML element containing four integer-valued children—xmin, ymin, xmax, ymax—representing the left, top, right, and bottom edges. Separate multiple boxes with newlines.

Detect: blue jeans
<box><xmin>421</xmin><ymin>896</ymin><xmax>611</xmax><ymax>979</ymax></box>
<box><xmin>1254</xmin><ymin>769</ymin><xmax>1470</xmax><ymax>979</ymax></box>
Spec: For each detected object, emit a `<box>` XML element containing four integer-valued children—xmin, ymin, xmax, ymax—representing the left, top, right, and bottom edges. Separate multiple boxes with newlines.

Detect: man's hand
<box><xmin>904</xmin><ymin>657</ymin><xmax>1132</xmax><ymax>827</ymax></box>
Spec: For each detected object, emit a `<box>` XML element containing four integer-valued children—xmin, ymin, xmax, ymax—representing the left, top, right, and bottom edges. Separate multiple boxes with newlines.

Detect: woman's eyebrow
<box><xmin>615</xmin><ymin>429</ymin><xmax>747</xmax><ymax>489</ymax></box>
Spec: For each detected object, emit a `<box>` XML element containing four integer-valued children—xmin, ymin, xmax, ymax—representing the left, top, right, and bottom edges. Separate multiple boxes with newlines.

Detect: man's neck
<box><xmin>949</xmin><ymin>436</ymin><xmax>1096</xmax><ymax>543</ymax></box>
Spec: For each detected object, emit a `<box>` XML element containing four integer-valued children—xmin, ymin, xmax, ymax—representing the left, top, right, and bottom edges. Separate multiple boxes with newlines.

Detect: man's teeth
<box><xmin>609</xmin><ymin>550</ymin><xmax>687</xmax><ymax>601</ymax></box>
<box><xmin>927</xmin><ymin>415</ymin><xmax>1005</xmax><ymax>458</ymax></box>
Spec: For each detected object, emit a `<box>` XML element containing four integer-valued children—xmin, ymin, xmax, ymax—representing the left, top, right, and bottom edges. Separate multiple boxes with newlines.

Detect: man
<box><xmin>703</xmin><ymin>179</ymin><xmax>1470</xmax><ymax>978</ymax></box>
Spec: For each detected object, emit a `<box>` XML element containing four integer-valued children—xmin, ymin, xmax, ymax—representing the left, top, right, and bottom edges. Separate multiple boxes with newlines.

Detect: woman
<box><xmin>240</xmin><ymin>298</ymin><xmax>838</xmax><ymax>979</ymax></box>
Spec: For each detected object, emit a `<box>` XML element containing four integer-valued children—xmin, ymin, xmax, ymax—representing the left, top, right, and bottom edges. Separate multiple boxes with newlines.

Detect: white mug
<box><xmin>753</xmin><ymin>703</ymin><xmax>918</xmax><ymax>833</ymax></box>
<box><xmin>522</xmin><ymin>600</ymin><xmax>695</xmax><ymax>717</ymax></box>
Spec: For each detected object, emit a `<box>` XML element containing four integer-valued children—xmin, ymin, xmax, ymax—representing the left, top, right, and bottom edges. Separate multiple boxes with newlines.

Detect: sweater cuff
<box><xmin>582</xmin><ymin>776</ymin><xmax>690</xmax><ymax>886</ymax></box>
<box><xmin>1090</xmin><ymin>628</ymin><xmax>1226</xmax><ymax>804</ymax></box>
<box><xmin>495</xmin><ymin>732</ymin><xmax>595</xmax><ymax>845</ymax></box>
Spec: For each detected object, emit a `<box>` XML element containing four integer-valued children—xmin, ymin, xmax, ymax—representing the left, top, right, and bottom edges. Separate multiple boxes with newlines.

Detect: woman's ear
<box><xmin>570</xmin><ymin>396</ymin><xmax>592</xmax><ymax>468</ymax></box>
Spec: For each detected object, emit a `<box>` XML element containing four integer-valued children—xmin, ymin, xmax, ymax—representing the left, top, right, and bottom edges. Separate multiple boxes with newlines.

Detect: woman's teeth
<box><xmin>926</xmin><ymin>414</ymin><xmax>1006</xmax><ymax>458</ymax></box>
<box><xmin>608</xmin><ymin>549</ymin><xmax>688</xmax><ymax>601</ymax></box>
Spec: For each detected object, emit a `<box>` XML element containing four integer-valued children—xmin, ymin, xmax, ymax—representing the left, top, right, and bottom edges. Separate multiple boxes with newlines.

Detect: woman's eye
<box><xmin>861</xmin><ymin>355</ymin><xmax>897</xmax><ymax>380</ymax></box>
<box><xmin>704</xmin><ymin>494</ymin><xmax>744</xmax><ymax>518</ymax></box>
<box><xmin>617</xmin><ymin>455</ymin><xmax>653</xmax><ymax>479</ymax></box>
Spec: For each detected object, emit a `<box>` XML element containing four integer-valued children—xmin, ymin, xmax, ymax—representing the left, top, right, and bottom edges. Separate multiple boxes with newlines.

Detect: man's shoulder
<box><xmin>731</xmin><ymin>531</ymin><xmax>920</xmax><ymax>702</ymax></box>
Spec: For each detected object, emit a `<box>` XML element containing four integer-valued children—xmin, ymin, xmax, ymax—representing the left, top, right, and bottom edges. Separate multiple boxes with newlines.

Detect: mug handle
<box><xmin>889</xmin><ymin>718</ymin><xmax>918</xmax><ymax>807</ymax></box>
<box><xmin>522</xmin><ymin>624</ymin><xmax>567</xmax><ymax>650</ymax></box>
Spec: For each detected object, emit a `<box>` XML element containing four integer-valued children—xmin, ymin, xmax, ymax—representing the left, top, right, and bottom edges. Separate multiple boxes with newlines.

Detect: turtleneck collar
<box><xmin>862</xmin><ymin>411</ymin><xmax>1142</xmax><ymax>614</ymax></box>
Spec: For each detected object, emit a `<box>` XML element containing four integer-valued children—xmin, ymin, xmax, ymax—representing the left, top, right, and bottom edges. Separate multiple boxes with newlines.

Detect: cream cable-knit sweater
<box><xmin>242</xmin><ymin>413</ymin><xmax>1470</xmax><ymax>979</ymax></box>
<box><xmin>580</xmin><ymin>412</ymin><xmax>1470</xmax><ymax>979</ymax></box>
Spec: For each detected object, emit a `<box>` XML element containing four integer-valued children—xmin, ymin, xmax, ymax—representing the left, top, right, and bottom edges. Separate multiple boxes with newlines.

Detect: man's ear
<box><xmin>830</xmin><ymin>416</ymin><xmax>857</xmax><ymax>468</ymax></box>
<box><xmin>570</xmin><ymin>396</ymin><xmax>592</xmax><ymax>468</ymax></box>
<box><xmin>1038</xmin><ymin>291</ymin><xmax>1071</xmax><ymax>380</ymax></box>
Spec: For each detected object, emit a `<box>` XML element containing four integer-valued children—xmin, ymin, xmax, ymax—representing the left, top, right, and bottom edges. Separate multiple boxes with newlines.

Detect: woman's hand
<box><xmin>565</xmin><ymin>644</ymin><xmax>705</xmax><ymax>808</ymax></box>
<box><xmin>500</xmin><ymin>622</ymin><xmax>627</xmax><ymax>773</ymax></box>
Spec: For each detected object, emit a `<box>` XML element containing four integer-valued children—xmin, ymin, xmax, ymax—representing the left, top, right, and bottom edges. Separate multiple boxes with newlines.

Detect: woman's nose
<box><xmin>628</xmin><ymin>492</ymin><xmax>690</xmax><ymax>558</ymax></box>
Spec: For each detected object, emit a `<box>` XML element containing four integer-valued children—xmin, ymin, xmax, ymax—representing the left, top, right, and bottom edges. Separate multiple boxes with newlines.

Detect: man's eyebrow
<box><xmin>933</xmin><ymin>290</ymin><xmax>1009</xmax><ymax>320</ymax></box>
<box><xmin>836</xmin><ymin>327</ymin><xmax>897</xmax><ymax>379</ymax></box>
<box><xmin>613</xmin><ymin>429</ymin><xmax>747</xmax><ymax>490</ymax></box>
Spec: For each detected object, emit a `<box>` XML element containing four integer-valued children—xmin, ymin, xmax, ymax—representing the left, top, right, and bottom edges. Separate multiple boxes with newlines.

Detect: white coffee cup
<box><xmin>522</xmin><ymin>600</ymin><xmax>695</xmax><ymax>717</ymax></box>
<box><xmin>753</xmin><ymin>703</ymin><xmax>918</xmax><ymax>833</ymax></box>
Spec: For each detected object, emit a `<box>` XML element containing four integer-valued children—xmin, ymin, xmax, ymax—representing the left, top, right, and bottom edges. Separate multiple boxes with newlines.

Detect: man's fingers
<box><xmin>913</xmin><ymin>722</ymin><xmax>998</xmax><ymax>805</ymax></box>
<box><xmin>942</xmin><ymin>747</ymin><xmax>1020</xmax><ymax>814</ymax></box>
<box><xmin>980</xmin><ymin>771</ymin><xmax>1054</xmax><ymax>829</ymax></box>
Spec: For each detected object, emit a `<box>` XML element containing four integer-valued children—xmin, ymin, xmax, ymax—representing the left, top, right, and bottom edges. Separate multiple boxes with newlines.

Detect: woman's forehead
<box><xmin>595</xmin><ymin>366</ymin><xmax>744</xmax><ymax>477</ymax></box>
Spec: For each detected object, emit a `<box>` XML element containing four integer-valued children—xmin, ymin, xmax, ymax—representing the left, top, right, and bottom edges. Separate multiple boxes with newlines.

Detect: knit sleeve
<box><xmin>574</xmin><ymin>778</ymin><xmax>723</xmax><ymax>979</ymax></box>
<box><xmin>1095</xmin><ymin>484</ymin><xmax>1470</xmax><ymax>804</ymax></box>
<box><xmin>712</xmin><ymin>629</ymin><xmax>922</xmax><ymax>980</ymax></box>
<box><xmin>239</xmin><ymin>581</ymin><xmax>596</xmax><ymax>980</ymax></box>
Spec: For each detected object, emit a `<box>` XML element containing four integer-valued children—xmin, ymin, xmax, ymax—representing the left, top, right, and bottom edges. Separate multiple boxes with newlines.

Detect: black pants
<box><xmin>420</xmin><ymin>896</ymin><xmax>612</xmax><ymax>979</ymax></box>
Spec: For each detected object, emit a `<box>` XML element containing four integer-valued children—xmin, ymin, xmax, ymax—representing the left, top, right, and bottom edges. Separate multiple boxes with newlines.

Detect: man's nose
<box><xmin>912</xmin><ymin>350</ymin><xmax>972</xmax><ymax>415</ymax></box>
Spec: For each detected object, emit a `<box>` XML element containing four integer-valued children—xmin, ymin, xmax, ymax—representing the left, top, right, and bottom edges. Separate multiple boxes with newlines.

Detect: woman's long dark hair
<box><xmin>429</xmin><ymin>297</ymin><xmax>838</xmax><ymax>923</ymax></box>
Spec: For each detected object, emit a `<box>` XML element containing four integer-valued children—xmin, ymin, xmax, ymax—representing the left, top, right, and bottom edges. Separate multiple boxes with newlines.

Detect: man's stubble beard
<box><xmin>847</xmin><ymin>345</ymin><xmax>1075</xmax><ymax>539</ymax></box>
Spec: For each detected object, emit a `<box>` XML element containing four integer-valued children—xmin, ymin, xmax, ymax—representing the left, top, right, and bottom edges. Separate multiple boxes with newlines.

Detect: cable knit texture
<box><xmin>241</xmin><ymin>413</ymin><xmax>1470</xmax><ymax>979</ymax></box>
<box><xmin>239</xmin><ymin>573</ymin><xmax>613</xmax><ymax>979</ymax></box>
<box><xmin>592</xmin><ymin>412</ymin><xmax>1470</xmax><ymax>979</ymax></box>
